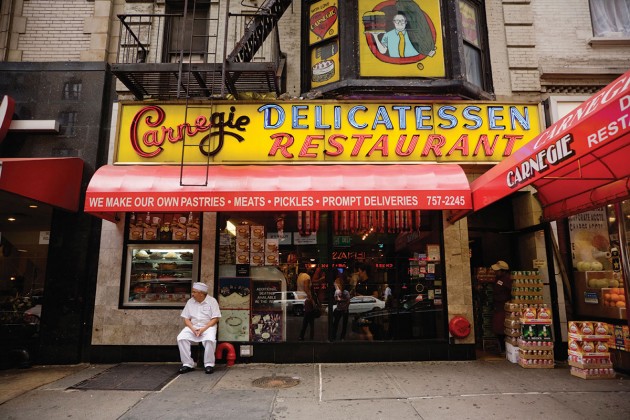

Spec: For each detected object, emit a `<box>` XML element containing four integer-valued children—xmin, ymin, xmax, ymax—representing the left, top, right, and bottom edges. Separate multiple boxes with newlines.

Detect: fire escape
<box><xmin>111</xmin><ymin>0</ymin><xmax>293</xmax><ymax>185</ymax></box>
<box><xmin>111</xmin><ymin>0</ymin><xmax>292</xmax><ymax>100</ymax></box>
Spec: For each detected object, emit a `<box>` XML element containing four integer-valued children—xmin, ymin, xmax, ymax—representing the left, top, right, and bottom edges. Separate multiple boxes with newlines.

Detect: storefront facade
<box><xmin>456</xmin><ymin>70</ymin><xmax>630</xmax><ymax>372</ymax></box>
<box><xmin>0</xmin><ymin>62</ymin><xmax>112</xmax><ymax>367</ymax></box>
<box><xmin>85</xmin><ymin>100</ymin><xmax>542</xmax><ymax>363</ymax></box>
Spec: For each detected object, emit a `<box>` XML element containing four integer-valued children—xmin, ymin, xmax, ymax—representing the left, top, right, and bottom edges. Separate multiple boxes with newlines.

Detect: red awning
<box><xmin>454</xmin><ymin>69</ymin><xmax>630</xmax><ymax>222</ymax></box>
<box><xmin>0</xmin><ymin>157</ymin><xmax>84</xmax><ymax>212</ymax></box>
<box><xmin>85</xmin><ymin>164</ymin><xmax>471</xmax><ymax>222</ymax></box>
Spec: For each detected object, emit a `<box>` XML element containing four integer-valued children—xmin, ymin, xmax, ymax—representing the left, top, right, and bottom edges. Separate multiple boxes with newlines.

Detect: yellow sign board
<box><xmin>359</xmin><ymin>0</ymin><xmax>445</xmax><ymax>77</ymax></box>
<box><xmin>114</xmin><ymin>101</ymin><xmax>541</xmax><ymax>164</ymax></box>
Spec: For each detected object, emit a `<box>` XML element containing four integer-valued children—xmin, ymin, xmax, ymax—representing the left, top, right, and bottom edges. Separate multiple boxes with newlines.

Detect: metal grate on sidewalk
<box><xmin>69</xmin><ymin>363</ymin><xmax>179</xmax><ymax>391</ymax></box>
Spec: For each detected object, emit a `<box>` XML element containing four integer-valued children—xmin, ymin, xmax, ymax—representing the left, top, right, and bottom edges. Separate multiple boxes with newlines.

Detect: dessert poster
<box><xmin>359</xmin><ymin>0</ymin><xmax>445</xmax><ymax>77</ymax></box>
<box><xmin>311</xmin><ymin>39</ymin><xmax>340</xmax><ymax>88</ymax></box>
<box><xmin>218</xmin><ymin>277</ymin><xmax>251</xmax><ymax>309</ymax></box>
<box><xmin>251</xmin><ymin>311</ymin><xmax>283</xmax><ymax>342</ymax></box>
<box><xmin>218</xmin><ymin>309</ymin><xmax>250</xmax><ymax>342</ymax></box>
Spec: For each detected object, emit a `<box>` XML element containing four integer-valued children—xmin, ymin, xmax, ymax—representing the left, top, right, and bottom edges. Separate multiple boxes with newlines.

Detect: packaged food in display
<box><xmin>250</xmin><ymin>253</ymin><xmax>264</xmax><ymax>266</ymax></box>
<box><xmin>537</xmin><ymin>325</ymin><xmax>552</xmax><ymax>340</ymax></box>
<box><xmin>236</xmin><ymin>225</ymin><xmax>250</xmax><ymax>238</ymax></box>
<box><xmin>250</xmin><ymin>238</ymin><xmax>264</xmax><ymax>253</ymax></box>
<box><xmin>251</xmin><ymin>225</ymin><xmax>264</xmax><ymax>240</ymax></box>
<box><xmin>129</xmin><ymin>224</ymin><xmax>143</xmax><ymax>241</ymax></box>
<box><xmin>522</xmin><ymin>306</ymin><xmax>537</xmax><ymax>320</ymax></box>
<box><xmin>143</xmin><ymin>225</ymin><xmax>158</xmax><ymax>240</ymax></box>
<box><xmin>186</xmin><ymin>219</ymin><xmax>200</xmax><ymax>240</ymax></box>
<box><xmin>570</xmin><ymin>366</ymin><xmax>616</xmax><ymax>379</ymax></box>
<box><xmin>537</xmin><ymin>306</ymin><xmax>552</xmax><ymax>319</ymax></box>
<box><xmin>236</xmin><ymin>252</ymin><xmax>249</xmax><ymax>264</ymax></box>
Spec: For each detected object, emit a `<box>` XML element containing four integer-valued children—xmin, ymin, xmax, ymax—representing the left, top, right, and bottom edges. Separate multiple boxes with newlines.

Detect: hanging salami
<box><xmin>314</xmin><ymin>211</ymin><xmax>320</xmax><ymax>232</ymax></box>
<box><xmin>297</xmin><ymin>210</ymin><xmax>303</xmax><ymax>235</ymax></box>
<box><xmin>304</xmin><ymin>210</ymin><xmax>311</xmax><ymax>235</ymax></box>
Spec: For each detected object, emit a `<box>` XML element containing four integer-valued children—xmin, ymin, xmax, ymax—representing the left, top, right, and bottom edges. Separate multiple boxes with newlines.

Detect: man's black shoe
<box><xmin>178</xmin><ymin>366</ymin><xmax>194</xmax><ymax>374</ymax></box>
<box><xmin>205</xmin><ymin>366</ymin><xmax>214</xmax><ymax>374</ymax></box>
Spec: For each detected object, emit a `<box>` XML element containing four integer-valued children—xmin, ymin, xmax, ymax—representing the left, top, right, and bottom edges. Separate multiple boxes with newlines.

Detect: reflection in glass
<box><xmin>217</xmin><ymin>211</ymin><xmax>446</xmax><ymax>342</ymax></box>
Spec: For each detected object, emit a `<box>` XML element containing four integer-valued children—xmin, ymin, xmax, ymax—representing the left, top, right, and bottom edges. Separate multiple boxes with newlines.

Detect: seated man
<box><xmin>177</xmin><ymin>282</ymin><xmax>221</xmax><ymax>374</ymax></box>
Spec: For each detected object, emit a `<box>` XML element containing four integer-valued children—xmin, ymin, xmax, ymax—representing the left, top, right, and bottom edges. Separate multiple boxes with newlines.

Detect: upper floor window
<box><xmin>62</xmin><ymin>81</ymin><xmax>82</xmax><ymax>100</ymax></box>
<box><xmin>459</xmin><ymin>0</ymin><xmax>485</xmax><ymax>88</ymax></box>
<box><xmin>58</xmin><ymin>111</ymin><xmax>78</xmax><ymax>137</ymax></box>
<box><xmin>164</xmin><ymin>0</ymin><xmax>210</xmax><ymax>63</ymax></box>
<box><xmin>590</xmin><ymin>0</ymin><xmax>630</xmax><ymax>37</ymax></box>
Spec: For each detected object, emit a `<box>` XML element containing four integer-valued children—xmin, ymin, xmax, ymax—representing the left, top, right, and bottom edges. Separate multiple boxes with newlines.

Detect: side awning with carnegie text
<box><xmin>450</xmin><ymin>69</ymin><xmax>630</xmax><ymax>222</ymax></box>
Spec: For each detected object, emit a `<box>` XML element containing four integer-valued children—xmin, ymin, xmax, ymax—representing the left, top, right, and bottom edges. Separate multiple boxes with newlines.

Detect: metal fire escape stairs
<box><xmin>112</xmin><ymin>0</ymin><xmax>292</xmax><ymax>187</ymax></box>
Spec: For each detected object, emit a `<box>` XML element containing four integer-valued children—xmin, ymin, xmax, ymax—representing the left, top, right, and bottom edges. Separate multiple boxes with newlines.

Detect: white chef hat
<box><xmin>192</xmin><ymin>282</ymin><xmax>208</xmax><ymax>293</ymax></box>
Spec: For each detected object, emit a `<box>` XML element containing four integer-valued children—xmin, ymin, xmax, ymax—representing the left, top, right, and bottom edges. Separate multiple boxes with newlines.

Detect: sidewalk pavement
<box><xmin>1</xmin><ymin>359</ymin><xmax>629</xmax><ymax>420</ymax></box>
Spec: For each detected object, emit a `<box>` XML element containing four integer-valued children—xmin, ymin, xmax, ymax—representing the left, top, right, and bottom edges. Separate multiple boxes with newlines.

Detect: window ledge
<box><xmin>588</xmin><ymin>36</ymin><xmax>630</xmax><ymax>47</ymax></box>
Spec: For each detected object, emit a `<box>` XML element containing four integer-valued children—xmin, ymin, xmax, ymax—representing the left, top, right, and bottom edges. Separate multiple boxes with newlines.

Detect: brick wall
<box><xmin>19</xmin><ymin>0</ymin><xmax>95</xmax><ymax>61</ymax></box>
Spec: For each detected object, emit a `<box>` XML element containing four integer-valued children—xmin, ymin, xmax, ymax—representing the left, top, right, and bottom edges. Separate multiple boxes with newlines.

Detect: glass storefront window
<box><xmin>216</xmin><ymin>210</ymin><xmax>446</xmax><ymax>343</ymax></box>
<box><xmin>121</xmin><ymin>212</ymin><xmax>202</xmax><ymax>308</ymax></box>
<box><xmin>570</xmin><ymin>204</ymin><xmax>627</xmax><ymax>321</ymax></box>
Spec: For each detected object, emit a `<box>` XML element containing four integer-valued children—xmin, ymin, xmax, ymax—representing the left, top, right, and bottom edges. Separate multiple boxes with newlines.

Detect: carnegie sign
<box><xmin>470</xmin><ymin>69</ymin><xmax>630</xmax><ymax>210</ymax></box>
<box><xmin>114</xmin><ymin>101</ymin><xmax>541</xmax><ymax>164</ymax></box>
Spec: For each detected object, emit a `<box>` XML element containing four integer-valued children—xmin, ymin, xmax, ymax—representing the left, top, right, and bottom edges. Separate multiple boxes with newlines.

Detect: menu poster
<box><xmin>218</xmin><ymin>277</ymin><xmax>251</xmax><ymax>309</ymax></box>
<box><xmin>568</xmin><ymin>208</ymin><xmax>610</xmax><ymax>270</ymax></box>
<box><xmin>251</xmin><ymin>280</ymin><xmax>283</xmax><ymax>311</ymax></box>
<box><xmin>250</xmin><ymin>311</ymin><xmax>283</xmax><ymax>342</ymax></box>
<box><xmin>218</xmin><ymin>309</ymin><xmax>249</xmax><ymax>342</ymax></box>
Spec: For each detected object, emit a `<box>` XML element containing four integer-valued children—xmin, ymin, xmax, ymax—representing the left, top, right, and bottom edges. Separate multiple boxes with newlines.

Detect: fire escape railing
<box><xmin>113</xmin><ymin>1</ymin><xmax>291</xmax><ymax>100</ymax></box>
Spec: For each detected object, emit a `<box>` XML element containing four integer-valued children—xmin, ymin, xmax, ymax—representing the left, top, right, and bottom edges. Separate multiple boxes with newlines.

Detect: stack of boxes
<box><xmin>475</xmin><ymin>268</ymin><xmax>499</xmax><ymax>348</ymax></box>
<box><xmin>518</xmin><ymin>305</ymin><xmax>554</xmax><ymax>368</ymax></box>
<box><xmin>511</xmin><ymin>270</ymin><xmax>544</xmax><ymax>305</ymax></box>
<box><xmin>504</xmin><ymin>302</ymin><xmax>521</xmax><ymax>363</ymax></box>
<box><xmin>568</xmin><ymin>321</ymin><xmax>615</xmax><ymax>379</ymax></box>
<box><xmin>505</xmin><ymin>270</ymin><xmax>553</xmax><ymax>366</ymax></box>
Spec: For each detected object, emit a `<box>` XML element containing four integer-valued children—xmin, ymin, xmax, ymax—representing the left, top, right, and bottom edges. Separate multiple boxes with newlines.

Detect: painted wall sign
<box><xmin>114</xmin><ymin>101</ymin><xmax>541</xmax><ymax>164</ymax></box>
<box><xmin>359</xmin><ymin>0</ymin><xmax>445</xmax><ymax>77</ymax></box>
<box><xmin>309</xmin><ymin>1</ymin><xmax>340</xmax><ymax>88</ymax></box>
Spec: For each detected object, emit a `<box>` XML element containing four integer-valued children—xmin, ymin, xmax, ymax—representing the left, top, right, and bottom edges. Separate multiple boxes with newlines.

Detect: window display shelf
<box><xmin>123</xmin><ymin>245</ymin><xmax>199</xmax><ymax>308</ymax></box>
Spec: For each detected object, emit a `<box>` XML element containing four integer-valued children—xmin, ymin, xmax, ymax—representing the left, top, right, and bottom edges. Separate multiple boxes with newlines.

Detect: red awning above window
<box><xmin>0</xmin><ymin>157</ymin><xmax>84</xmax><ymax>212</ymax></box>
<box><xmin>452</xmin><ymin>69</ymin><xmax>630</xmax><ymax>222</ymax></box>
<box><xmin>84</xmin><ymin>164</ymin><xmax>471</xmax><ymax>222</ymax></box>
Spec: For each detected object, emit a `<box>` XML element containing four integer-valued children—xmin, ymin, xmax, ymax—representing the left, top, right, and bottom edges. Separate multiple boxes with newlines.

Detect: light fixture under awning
<box><xmin>451</xmin><ymin>69</ymin><xmax>630</xmax><ymax>222</ymax></box>
<box><xmin>0</xmin><ymin>157</ymin><xmax>84</xmax><ymax>212</ymax></box>
<box><xmin>84</xmin><ymin>164</ymin><xmax>472</xmax><ymax>222</ymax></box>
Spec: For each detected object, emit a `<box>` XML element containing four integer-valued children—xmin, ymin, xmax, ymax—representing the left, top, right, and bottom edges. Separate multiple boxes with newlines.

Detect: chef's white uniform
<box><xmin>177</xmin><ymin>295</ymin><xmax>221</xmax><ymax>368</ymax></box>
